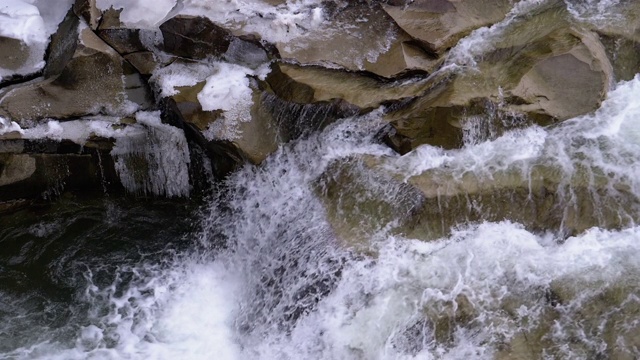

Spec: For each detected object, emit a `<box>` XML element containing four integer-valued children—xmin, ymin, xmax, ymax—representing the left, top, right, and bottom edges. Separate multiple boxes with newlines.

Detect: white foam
<box><xmin>3</xmin><ymin>259</ymin><xmax>241</xmax><ymax>360</ymax></box>
<box><xmin>145</xmin><ymin>262</ymin><xmax>241</xmax><ymax>360</ymax></box>
<box><xmin>565</xmin><ymin>0</ymin><xmax>624</xmax><ymax>24</ymax></box>
<box><xmin>388</xmin><ymin>75</ymin><xmax>640</xmax><ymax>189</ymax></box>
<box><xmin>268</xmin><ymin>222</ymin><xmax>640</xmax><ymax>359</ymax></box>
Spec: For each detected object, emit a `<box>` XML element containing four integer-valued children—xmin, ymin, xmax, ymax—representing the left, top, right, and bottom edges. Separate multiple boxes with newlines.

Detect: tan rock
<box><xmin>0</xmin><ymin>154</ymin><xmax>36</xmax><ymax>186</ymax></box>
<box><xmin>511</xmin><ymin>29</ymin><xmax>613</xmax><ymax>120</ymax></box>
<box><xmin>169</xmin><ymin>75</ymin><xmax>359</xmax><ymax>165</ymax></box>
<box><xmin>268</xmin><ymin>62</ymin><xmax>432</xmax><ymax>109</ymax></box>
<box><xmin>384</xmin><ymin>5</ymin><xmax>613</xmax><ymax>151</ymax></box>
<box><xmin>0</xmin><ymin>14</ymin><xmax>152</xmax><ymax>124</ymax></box>
<box><xmin>382</xmin><ymin>0</ymin><xmax>518</xmax><ymax>55</ymax></box>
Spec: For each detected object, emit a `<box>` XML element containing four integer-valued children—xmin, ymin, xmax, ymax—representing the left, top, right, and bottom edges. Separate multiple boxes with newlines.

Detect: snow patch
<box><xmin>0</xmin><ymin>116</ymin><xmax>24</xmax><ymax>135</ymax></box>
<box><xmin>0</xmin><ymin>0</ymin><xmax>74</xmax><ymax>79</ymax></box>
<box><xmin>151</xmin><ymin>62</ymin><xmax>213</xmax><ymax>97</ymax></box>
<box><xmin>0</xmin><ymin>0</ymin><xmax>46</xmax><ymax>44</ymax></box>
<box><xmin>197</xmin><ymin>63</ymin><xmax>255</xmax><ymax>141</ymax></box>
<box><xmin>96</xmin><ymin>0</ymin><xmax>178</xmax><ymax>28</ymax></box>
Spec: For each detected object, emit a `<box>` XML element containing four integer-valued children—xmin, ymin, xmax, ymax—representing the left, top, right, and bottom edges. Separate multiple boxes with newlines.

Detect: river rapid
<box><xmin>2</xmin><ymin>0</ymin><xmax>640</xmax><ymax>359</ymax></box>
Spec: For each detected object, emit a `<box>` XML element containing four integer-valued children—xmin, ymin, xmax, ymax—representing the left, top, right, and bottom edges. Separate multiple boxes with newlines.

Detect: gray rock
<box><xmin>159</xmin><ymin>16</ymin><xmax>232</xmax><ymax>60</ymax></box>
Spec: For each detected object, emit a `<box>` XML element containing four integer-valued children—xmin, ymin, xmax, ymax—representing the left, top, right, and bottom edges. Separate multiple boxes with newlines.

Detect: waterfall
<box><xmin>2</xmin><ymin>0</ymin><xmax>640</xmax><ymax>359</ymax></box>
<box><xmin>3</xmin><ymin>76</ymin><xmax>640</xmax><ymax>359</ymax></box>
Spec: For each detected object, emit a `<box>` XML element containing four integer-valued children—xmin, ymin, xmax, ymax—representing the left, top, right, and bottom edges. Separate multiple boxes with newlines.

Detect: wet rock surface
<box><xmin>382</xmin><ymin>0</ymin><xmax>518</xmax><ymax>55</ymax></box>
<box><xmin>0</xmin><ymin>0</ymin><xmax>637</xmax><ymax>207</ymax></box>
<box><xmin>0</xmin><ymin>10</ymin><xmax>152</xmax><ymax>124</ymax></box>
<box><xmin>318</xmin><ymin>144</ymin><xmax>640</xmax><ymax>244</ymax></box>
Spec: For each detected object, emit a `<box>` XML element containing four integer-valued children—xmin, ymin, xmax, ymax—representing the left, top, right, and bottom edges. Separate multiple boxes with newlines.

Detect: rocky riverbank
<box><xmin>1</xmin><ymin>0</ymin><xmax>639</xmax><ymax>223</ymax></box>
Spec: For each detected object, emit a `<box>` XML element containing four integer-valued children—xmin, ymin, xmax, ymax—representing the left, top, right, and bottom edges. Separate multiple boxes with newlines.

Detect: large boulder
<box><xmin>96</xmin><ymin>22</ymin><xmax>172</xmax><ymax>75</ymax></box>
<box><xmin>177</xmin><ymin>1</ymin><xmax>439</xmax><ymax>77</ymax></box>
<box><xmin>383</xmin><ymin>3</ymin><xmax>614</xmax><ymax>151</ymax></box>
<box><xmin>157</xmin><ymin>62</ymin><xmax>360</xmax><ymax>165</ymax></box>
<box><xmin>273</xmin><ymin>2</ymin><xmax>439</xmax><ymax>77</ymax></box>
<box><xmin>316</xmin><ymin>150</ymin><xmax>640</xmax><ymax>247</ymax></box>
<box><xmin>159</xmin><ymin>15</ymin><xmax>231</xmax><ymax>60</ymax></box>
<box><xmin>265</xmin><ymin>62</ymin><xmax>432</xmax><ymax>110</ymax></box>
<box><xmin>72</xmin><ymin>0</ymin><xmax>177</xmax><ymax>76</ymax></box>
<box><xmin>382</xmin><ymin>0</ymin><xmax>520</xmax><ymax>55</ymax></box>
<box><xmin>0</xmin><ymin>9</ymin><xmax>152</xmax><ymax>124</ymax></box>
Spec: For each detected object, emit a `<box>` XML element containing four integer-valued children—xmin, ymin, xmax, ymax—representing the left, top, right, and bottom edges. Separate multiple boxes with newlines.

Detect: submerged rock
<box><xmin>317</xmin><ymin>153</ymin><xmax>640</xmax><ymax>245</ymax></box>
<box><xmin>496</xmin><ymin>279</ymin><xmax>640</xmax><ymax>359</ymax></box>
<box><xmin>315</xmin><ymin>157</ymin><xmax>426</xmax><ymax>249</ymax></box>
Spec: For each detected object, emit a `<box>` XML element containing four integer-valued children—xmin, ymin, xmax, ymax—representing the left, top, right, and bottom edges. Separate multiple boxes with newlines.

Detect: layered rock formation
<box><xmin>1</xmin><ymin>0</ymin><xmax>639</xmax><ymax>212</ymax></box>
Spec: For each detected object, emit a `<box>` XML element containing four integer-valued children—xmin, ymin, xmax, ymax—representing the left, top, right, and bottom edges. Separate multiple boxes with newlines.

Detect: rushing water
<box><xmin>2</xmin><ymin>76</ymin><xmax>640</xmax><ymax>359</ymax></box>
<box><xmin>2</xmin><ymin>0</ymin><xmax>640</xmax><ymax>359</ymax></box>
